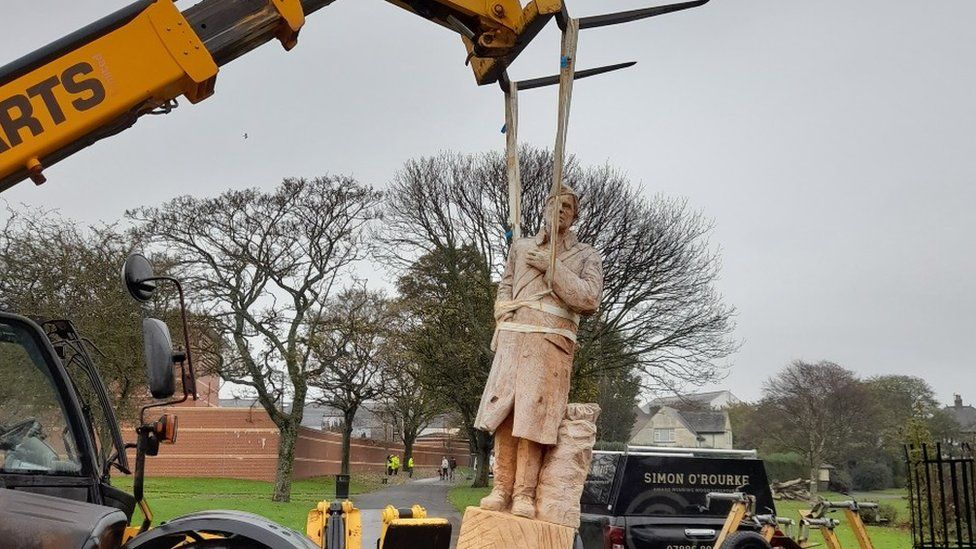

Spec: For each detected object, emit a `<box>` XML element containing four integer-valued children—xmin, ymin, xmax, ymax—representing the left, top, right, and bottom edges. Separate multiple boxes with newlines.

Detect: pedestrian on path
<box><xmin>392</xmin><ymin>454</ymin><xmax>400</xmax><ymax>475</ymax></box>
<box><xmin>385</xmin><ymin>454</ymin><xmax>394</xmax><ymax>483</ymax></box>
<box><xmin>440</xmin><ymin>456</ymin><xmax>449</xmax><ymax>481</ymax></box>
<box><xmin>407</xmin><ymin>456</ymin><xmax>414</xmax><ymax>478</ymax></box>
<box><xmin>449</xmin><ymin>456</ymin><xmax>457</xmax><ymax>481</ymax></box>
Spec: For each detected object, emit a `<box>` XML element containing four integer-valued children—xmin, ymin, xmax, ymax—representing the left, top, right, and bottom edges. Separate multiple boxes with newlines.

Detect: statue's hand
<box><xmin>525</xmin><ymin>249</ymin><xmax>549</xmax><ymax>272</ymax></box>
<box><xmin>497</xmin><ymin>311</ymin><xmax>515</xmax><ymax>323</ymax></box>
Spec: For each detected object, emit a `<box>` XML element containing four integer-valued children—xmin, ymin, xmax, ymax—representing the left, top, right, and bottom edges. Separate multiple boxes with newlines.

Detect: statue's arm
<box><xmin>552</xmin><ymin>249</ymin><xmax>604</xmax><ymax>315</ymax></box>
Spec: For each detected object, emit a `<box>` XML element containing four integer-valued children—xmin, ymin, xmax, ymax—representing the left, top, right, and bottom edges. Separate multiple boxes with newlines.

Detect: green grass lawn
<box><xmin>448</xmin><ymin>484</ymin><xmax>492</xmax><ymax>512</ymax></box>
<box><xmin>447</xmin><ymin>485</ymin><xmax>913</xmax><ymax>547</ymax></box>
<box><xmin>112</xmin><ymin>474</ymin><xmax>389</xmax><ymax>532</ymax></box>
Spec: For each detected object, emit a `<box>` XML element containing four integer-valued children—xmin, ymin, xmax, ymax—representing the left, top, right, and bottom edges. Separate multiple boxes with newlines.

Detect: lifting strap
<box><xmin>491</xmin><ymin>290</ymin><xmax>581</xmax><ymax>350</ymax></box>
<box><xmin>505</xmin><ymin>79</ymin><xmax>522</xmax><ymax>241</ymax></box>
<box><xmin>495</xmin><ymin>18</ymin><xmax>581</xmax><ymax>350</ymax></box>
<box><xmin>546</xmin><ymin>18</ymin><xmax>579</xmax><ymax>288</ymax></box>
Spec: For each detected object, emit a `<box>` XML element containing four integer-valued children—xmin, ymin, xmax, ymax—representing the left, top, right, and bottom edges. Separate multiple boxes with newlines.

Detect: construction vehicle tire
<box><xmin>173</xmin><ymin>540</ymin><xmax>273</xmax><ymax>549</ymax></box>
<box><xmin>721</xmin><ymin>531</ymin><xmax>772</xmax><ymax>549</ymax></box>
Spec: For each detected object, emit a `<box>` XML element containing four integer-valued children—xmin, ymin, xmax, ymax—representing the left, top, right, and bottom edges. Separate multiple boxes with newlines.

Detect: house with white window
<box><xmin>629</xmin><ymin>405</ymin><xmax>733</xmax><ymax>449</ymax></box>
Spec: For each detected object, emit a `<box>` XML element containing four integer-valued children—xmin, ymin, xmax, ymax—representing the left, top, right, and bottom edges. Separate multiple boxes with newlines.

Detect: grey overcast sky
<box><xmin>2</xmin><ymin>1</ymin><xmax>974</xmax><ymax>405</ymax></box>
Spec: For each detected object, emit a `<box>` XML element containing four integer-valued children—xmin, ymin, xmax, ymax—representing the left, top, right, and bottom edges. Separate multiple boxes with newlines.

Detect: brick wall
<box><xmin>129</xmin><ymin>406</ymin><xmax>470</xmax><ymax>481</ymax></box>
<box><xmin>174</xmin><ymin>374</ymin><xmax>221</xmax><ymax>407</ymax></box>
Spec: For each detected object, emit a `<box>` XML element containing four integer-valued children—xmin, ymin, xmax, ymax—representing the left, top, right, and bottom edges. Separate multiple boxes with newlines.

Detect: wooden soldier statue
<box><xmin>475</xmin><ymin>183</ymin><xmax>604</xmax><ymax>519</ymax></box>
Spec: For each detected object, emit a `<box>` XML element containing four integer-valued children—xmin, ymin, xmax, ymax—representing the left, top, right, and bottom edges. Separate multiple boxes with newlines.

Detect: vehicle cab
<box><xmin>0</xmin><ymin>254</ymin><xmax>320</xmax><ymax>549</ymax></box>
<box><xmin>579</xmin><ymin>447</ymin><xmax>776</xmax><ymax>549</ymax></box>
<box><xmin>0</xmin><ymin>313</ymin><xmax>134</xmax><ymax>547</ymax></box>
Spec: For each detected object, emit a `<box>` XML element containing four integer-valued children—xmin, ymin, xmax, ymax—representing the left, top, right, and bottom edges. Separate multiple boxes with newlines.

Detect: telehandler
<box><xmin>0</xmin><ymin>253</ymin><xmax>309</xmax><ymax>547</ymax></box>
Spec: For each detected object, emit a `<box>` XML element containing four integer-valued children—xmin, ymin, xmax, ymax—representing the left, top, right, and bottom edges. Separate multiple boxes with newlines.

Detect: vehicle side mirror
<box><xmin>123</xmin><ymin>253</ymin><xmax>198</xmax><ymax>402</ymax></box>
<box><xmin>142</xmin><ymin>318</ymin><xmax>176</xmax><ymax>399</ymax></box>
<box><xmin>122</xmin><ymin>253</ymin><xmax>156</xmax><ymax>303</ymax></box>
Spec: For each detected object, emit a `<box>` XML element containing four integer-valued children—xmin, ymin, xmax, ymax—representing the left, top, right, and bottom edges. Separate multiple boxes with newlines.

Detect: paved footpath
<box><xmin>353</xmin><ymin>477</ymin><xmax>463</xmax><ymax>548</ymax></box>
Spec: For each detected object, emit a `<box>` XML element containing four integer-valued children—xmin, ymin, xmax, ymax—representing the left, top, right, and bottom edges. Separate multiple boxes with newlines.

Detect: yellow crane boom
<box><xmin>0</xmin><ymin>0</ymin><xmax>549</xmax><ymax>192</ymax></box>
<box><xmin>0</xmin><ymin>0</ymin><xmax>708</xmax><ymax>192</ymax></box>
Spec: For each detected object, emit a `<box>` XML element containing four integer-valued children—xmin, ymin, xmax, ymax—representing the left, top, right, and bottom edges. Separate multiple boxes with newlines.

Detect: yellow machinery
<box><xmin>798</xmin><ymin>500</ymin><xmax>879</xmax><ymax>549</ymax></box>
<box><xmin>305</xmin><ymin>501</ymin><xmax>450</xmax><ymax>549</ymax></box>
<box><xmin>708</xmin><ymin>491</ymin><xmax>878</xmax><ymax>549</ymax></box>
<box><xmin>798</xmin><ymin>512</ymin><xmax>843</xmax><ymax>549</ymax></box>
<box><xmin>378</xmin><ymin>505</ymin><xmax>451</xmax><ymax>549</ymax></box>
<box><xmin>711</xmin><ymin>491</ymin><xmax>757</xmax><ymax>547</ymax></box>
<box><xmin>306</xmin><ymin>500</ymin><xmax>363</xmax><ymax>549</ymax></box>
<box><xmin>709</xmin><ymin>491</ymin><xmax>802</xmax><ymax>549</ymax></box>
<box><xmin>0</xmin><ymin>0</ymin><xmax>709</xmax><ymax>192</ymax></box>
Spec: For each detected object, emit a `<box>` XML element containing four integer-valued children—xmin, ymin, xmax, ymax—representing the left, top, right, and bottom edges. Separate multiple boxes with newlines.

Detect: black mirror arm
<box><xmin>138</xmin><ymin>275</ymin><xmax>198</xmax><ymax>402</ymax></box>
<box><xmin>130</xmin><ymin>434</ymin><xmax>154</xmax><ymax>533</ymax></box>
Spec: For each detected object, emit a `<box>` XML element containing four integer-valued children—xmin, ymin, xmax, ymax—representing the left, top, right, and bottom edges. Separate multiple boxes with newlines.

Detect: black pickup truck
<box><xmin>579</xmin><ymin>448</ymin><xmax>777</xmax><ymax>549</ymax></box>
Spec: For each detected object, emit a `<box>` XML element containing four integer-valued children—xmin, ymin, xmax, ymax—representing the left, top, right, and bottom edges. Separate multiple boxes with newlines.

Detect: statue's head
<box><xmin>544</xmin><ymin>183</ymin><xmax>579</xmax><ymax>234</ymax></box>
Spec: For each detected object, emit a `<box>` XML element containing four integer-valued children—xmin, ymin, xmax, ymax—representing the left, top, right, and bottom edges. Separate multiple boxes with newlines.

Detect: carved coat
<box><xmin>475</xmin><ymin>229</ymin><xmax>604</xmax><ymax>445</ymax></box>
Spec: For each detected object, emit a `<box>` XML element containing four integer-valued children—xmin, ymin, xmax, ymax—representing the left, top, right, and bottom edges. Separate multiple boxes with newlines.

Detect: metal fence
<box><xmin>905</xmin><ymin>443</ymin><xmax>976</xmax><ymax>548</ymax></box>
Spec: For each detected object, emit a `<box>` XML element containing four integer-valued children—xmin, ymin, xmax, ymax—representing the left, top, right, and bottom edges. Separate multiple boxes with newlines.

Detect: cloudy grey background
<box><xmin>2</xmin><ymin>1</ymin><xmax>974</xmax><ymax>405</ymax></box>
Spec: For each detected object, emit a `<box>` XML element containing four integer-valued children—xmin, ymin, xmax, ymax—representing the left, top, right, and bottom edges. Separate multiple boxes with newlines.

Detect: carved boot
<box><xmin>480</xmin><ymin>488</ymin><xmax>512</xmax><ymax>512</ymax></box>
<box><xmin>510</xmin><ymin>495</ymin><xmax>536</xmax><ymax>519</ymax></box>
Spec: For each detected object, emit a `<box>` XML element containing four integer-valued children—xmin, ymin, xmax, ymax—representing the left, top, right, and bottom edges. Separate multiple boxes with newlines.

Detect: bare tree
<box><xmin>373</xmin><ymin>314</ymin><xmax>445</xmax><ymax>467</ymax></box>
<box><xmin>758</xmin><ymin>360</ymin><xmax>877</xmax><ymax>494</ymax></box>
<box><xmin>310</xmin><ymin>287</ymin><xmax>389</xmax><ymax>475</ymax></box>
<box><xmin>380</xmin><ymin>147</ymin><xmax>736</xmax><ymax>394</ymax></box>
<box><xmin>128</xmin><ymin>177</ymin><xmax>380</xmax><ymax>502</ymax></box>
<box><xmin>0</xmin><ymin>205</ymin><xmax>148</xmax><ymax>419</ymax></box>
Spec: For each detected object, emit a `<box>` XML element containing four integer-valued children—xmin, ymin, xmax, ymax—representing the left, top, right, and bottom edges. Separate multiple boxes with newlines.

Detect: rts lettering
<box><xmin>0</xmin><ymin>62</ymin><xmax>105</xmax><ymax>152</ymax></box>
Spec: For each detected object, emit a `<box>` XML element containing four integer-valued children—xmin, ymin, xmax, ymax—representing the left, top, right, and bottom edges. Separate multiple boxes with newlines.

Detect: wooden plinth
<box><xmin>457</xmin><ymin>507</ymin><xmax>576</xmax><ymax>549</ymax></box>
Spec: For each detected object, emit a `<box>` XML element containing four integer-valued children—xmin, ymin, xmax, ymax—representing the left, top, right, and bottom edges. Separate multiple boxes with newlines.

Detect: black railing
<box><xmin>905</xmin><ymin>443</ymin><xmax>976</xmax><ymax>548</ymax></box>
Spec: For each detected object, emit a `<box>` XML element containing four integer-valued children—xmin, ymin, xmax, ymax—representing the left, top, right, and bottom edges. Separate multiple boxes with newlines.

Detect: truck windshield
<box><xmin>0</xmin><ymin>320</ymin><xmax>82</xmax><ymax>475</ymax></box>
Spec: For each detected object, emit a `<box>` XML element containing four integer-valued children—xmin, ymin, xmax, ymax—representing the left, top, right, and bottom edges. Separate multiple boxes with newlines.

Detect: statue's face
<box><xmin>546</xmin><ymin>194</ymin><xmax>577</xmax><ymax>234</ymax></box>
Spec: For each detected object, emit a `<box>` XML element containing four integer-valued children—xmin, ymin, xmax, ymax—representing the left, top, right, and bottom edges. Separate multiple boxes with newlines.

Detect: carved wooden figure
<box><xmin>474</xmin><ymin>183</ymin><xmax>604</xmax><ymax>519</ymax></box>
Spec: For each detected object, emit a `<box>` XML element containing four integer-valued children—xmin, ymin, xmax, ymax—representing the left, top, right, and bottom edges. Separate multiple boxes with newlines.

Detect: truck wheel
<box><xmin>721</xmin><ymin>531</ymin><xmax>772</xmax><ymax>549</ymax></box>
<box><xmin>178</xmin><ymin>538</ymin><xmax>270</xmax><ymax>548</ymax></box>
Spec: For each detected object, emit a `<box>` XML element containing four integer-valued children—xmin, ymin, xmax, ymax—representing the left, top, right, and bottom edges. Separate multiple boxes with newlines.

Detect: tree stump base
<box><xmin>456</xmin><ymin>507</ymin><xmax>576</xmax><ymax>549</ymax></box>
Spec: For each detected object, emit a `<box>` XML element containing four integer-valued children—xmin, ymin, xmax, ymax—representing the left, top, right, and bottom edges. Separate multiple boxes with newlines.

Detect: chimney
<box><xmin>955</xmin><ymin>394</ymin><xmax>964</xmax><ymax>408</ymax></box>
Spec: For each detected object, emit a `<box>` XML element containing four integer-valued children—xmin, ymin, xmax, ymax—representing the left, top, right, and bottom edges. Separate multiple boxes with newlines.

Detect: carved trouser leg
<box><xmin>490</xmin><ymin>413</ymin><xmax>544</xmax><ymax>518</ymax></box>
<box><xmin>480</xmin><ymin>413</ymin><xmax>546</xmax><ymax>517</ymax></box>
<box><xmin>480</xmin><ymin>414</ymin><xmax>517</xmax><ymax>511</ymax></box>
<box><xmin>511</xmin><ymin>436</ymin><xmax>544</xmax><ymax>518</ymax></box>
<box><xmin>514</xmin><ymin>437</ymin><xmax>543</xmax><ymax>500</ymax></box>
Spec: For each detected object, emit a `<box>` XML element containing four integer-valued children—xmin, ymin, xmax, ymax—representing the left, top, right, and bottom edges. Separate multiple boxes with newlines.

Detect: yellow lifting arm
<box><xmin>0</xmin><ymin>0</ymin><xmax>708</xmax><ymax>193</ymax></box>
<box><xmin>0</xmin><ymin>0</ymin><xmax>540</xmax><ymax>192</ymax></box>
